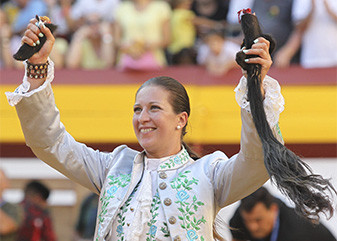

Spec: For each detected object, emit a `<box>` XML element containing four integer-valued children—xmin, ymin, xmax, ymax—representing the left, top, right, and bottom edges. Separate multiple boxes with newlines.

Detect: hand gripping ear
<box><xmin>13</xmin><ymin>15</ymin><xmax>57</xmax><ymax>61</ymax></box>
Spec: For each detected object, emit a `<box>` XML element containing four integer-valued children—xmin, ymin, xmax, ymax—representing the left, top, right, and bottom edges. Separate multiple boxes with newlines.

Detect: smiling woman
<box><xmin>4</xmin><ymin>16</ymin><xmax>336</xmax><ymax>241</ymax></box>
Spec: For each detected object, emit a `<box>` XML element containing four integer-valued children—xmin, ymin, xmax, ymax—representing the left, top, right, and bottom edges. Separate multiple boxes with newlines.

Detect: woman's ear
<box><xmin>177</xmin><ymin>112</ymin><xmax>188</xmax><ymax>129</ymax></box>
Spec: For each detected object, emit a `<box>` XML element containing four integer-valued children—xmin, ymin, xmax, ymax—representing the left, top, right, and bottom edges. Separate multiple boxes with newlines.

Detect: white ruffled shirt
<box><xmin>112</xmin><ymin>154</ymin><xmax>175</xmax><ymax>241</ymax></box>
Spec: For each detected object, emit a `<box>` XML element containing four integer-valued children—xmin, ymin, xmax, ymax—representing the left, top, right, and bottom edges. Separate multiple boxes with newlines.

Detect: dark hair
<box><xmin>239</xmin><ymin>187</ymin><xmax>275</xmax><ymax>213</ymax></box>
<box><xmin>24</xmin><ymin>180</ymin><xmax>50</xmax><ymax>201</ymax></box>
<box><xmin>236</xmin><ymin>11</ymin><xmax>336</xmax><ymax>222</ymax></box>
<box><xmin>136</xmin><ymin>76</ymin><xmax>199</xmax><ymax>160</ymax></box>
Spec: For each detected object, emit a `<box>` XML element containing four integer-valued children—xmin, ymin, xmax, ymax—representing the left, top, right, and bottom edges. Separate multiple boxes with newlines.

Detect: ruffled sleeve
<box><xmin>234</xmin><ymin>75</ymin><xmax>285</xmax><ymax>127</ymax></box>
<box><xmin>5</xmin><ymin>58</ymin><xmax>55</xmax><ymax>106</ymax></box>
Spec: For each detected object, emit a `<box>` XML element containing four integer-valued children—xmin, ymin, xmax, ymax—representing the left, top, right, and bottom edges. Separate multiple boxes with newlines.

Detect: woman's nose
<box><xmin>138</xmin><ymin>109</ymin><xmax>150</xmax><ymax>123</ymax></box>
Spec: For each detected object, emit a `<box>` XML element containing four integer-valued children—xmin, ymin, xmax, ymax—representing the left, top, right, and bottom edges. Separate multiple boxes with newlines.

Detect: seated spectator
<box><xmin>0</xmin><ymin>169</ymin><xmax>23</xmax><ymax>241</ymax></box>
<box><xmin>114</xmin><ymin>0</ymin><xmax>171</xmax><ymax>71</ymax></box>
<box><xmin>229</xmin><ymin>187</ymin><xmax>336</xmax><ymax>241</ymax></box>
<box><xmin>17</xmin><ymin>180</ymin><xmax>57</xmax><ymax>241</ymax></box>
<box><xmin>65</xmin><ymin>13</ymin><xmax>114</xmax><ymax>69</ymax></box>
<box><xmin>197</xmin><ymin>29</ymin><xmax>239</xmax><ymax>75</ymax></box>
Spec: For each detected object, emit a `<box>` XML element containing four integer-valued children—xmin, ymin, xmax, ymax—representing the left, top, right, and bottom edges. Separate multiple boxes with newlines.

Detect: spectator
<box><xmin>74</xmin><ymin>193</ymin><xmax>99</xmax><ymax>241</ymax></box>
<box><xmin>191</xmin><ymin>0</ymin><xmax>229</xmax><ymax>37</ymax></box>
<box><xmin>17</xmin><ymin>180</ymin><xmax>57</xmax><ymax>241</ymax></box>
<box><xmin>0</xmin><ymin>169</ymin><xmax>23</xmax><ymax>241</ymax></box>
<box><xmin>44</xmin><ymin>0</ymin><xmax>72</xmax><ymax>69</ymax></box>
<box><xmin>114</xmin><ymin>0</ymin><xmax>171</xmax><ymax>71</ymax></box>
<box><xmin>167</xmin><ymin>0</ymin><xmax>222</xmax><ymax>65</ymax></box>
<box><xmin>229</xmin><ymin>187</ymin><xmax>337</xmax><ymax>241</ymax></box>
<box><xmin>0</xmin><ymin>9</ymin><xmax>15</xmax><ymax>68</ymax></box>
<box><xmin>167</xmin><ymin>0</ymin><xmax>197</xmax><ymax>65</ymax></box>
<box><xmin>65</xmin><ymin>13</ymin><xmax>114</xmax><ymax>69</ymax></box>
<box><xmin>287</xmin><ymin>0</ymin><xmax>337</xmax><ymax>68</ymax></box>
<box><xmin>68</xmin><ymin>0</ymin><xmax>120</xmax><ymax>31</ymax></box>
<box><xmin>10</xmin><ymin>0</ymin><xmax>47</xmax><ymax>35</ymax></box>
<box><xmin>197</xmin><ymin>29</ymin><xmax>240</xmax><ymax>75</ymax></box>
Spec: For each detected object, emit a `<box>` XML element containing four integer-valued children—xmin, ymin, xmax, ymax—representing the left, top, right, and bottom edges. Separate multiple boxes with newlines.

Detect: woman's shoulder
<box><xmin>196</xmin><ymin>150</ymin><xmax>229</xmax><ymax>163</ymax></box>
<box><xmin>109</xmin><ymin>145</ymin><xmax>140</xmax><ymax>161</ymax></box>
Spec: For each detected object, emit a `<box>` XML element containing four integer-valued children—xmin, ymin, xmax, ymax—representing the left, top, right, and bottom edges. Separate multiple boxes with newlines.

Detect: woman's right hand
<box><xmin>22</xmin><ymin>18</ymin><xmax>55</xmax><ymax>64</ymax></box>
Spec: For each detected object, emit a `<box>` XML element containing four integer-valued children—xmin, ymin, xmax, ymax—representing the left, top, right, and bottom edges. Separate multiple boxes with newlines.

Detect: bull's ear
<box><xmin>262</xmin><ymin>34</ymin><xmax>277</xmax><ymax>55</ymax></box>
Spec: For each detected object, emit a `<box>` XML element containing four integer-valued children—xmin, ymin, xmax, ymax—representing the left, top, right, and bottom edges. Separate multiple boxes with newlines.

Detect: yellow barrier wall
<box><xmin>1</xmin><ymin>85</ymin><xmax>336</xmax><ymax>143</ymax></box>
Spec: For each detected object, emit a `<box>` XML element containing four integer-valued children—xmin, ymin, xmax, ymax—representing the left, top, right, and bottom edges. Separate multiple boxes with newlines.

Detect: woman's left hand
<box><xmin>243</xmin><ymin>37</ymin><xmax>273</xmax><ymax>82</ymax></box>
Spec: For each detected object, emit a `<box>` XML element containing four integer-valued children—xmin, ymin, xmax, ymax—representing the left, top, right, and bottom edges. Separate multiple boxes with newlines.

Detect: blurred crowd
<box><xmin>1</xmin><ymin>0</ymin><xmax>336</xmax><ymax>75</ymax></box>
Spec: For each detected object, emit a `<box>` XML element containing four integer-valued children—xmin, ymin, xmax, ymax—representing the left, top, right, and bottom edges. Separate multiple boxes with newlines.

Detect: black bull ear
<box><xmin>13</xmin><ymin>23</ymin><xmax>57</xmax><ymax>61</ymax></box>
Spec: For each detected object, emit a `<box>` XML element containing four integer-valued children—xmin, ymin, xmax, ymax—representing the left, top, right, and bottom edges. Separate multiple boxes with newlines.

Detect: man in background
<box><xmin>17</xmin><ymin>180</ymin><xmax>57</xmax><ymax>241</ymax></box>
<box><xmin>229</xmin><ymin>187</ymin><xmax>336</xmax><ymax>241</ymax></box>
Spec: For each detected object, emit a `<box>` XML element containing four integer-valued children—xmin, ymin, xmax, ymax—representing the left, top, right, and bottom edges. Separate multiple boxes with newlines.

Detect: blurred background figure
<box><xmin>191</xmin><ymin>0</ymin><xmax>229</xmax><ymax>37</ymax></box>
<box><xmin>229</xmin><ymin>187</ymin><xmax>336</xmax><ymax>241</ymax></box>
<box><xmin>1</xmin><ymin>0</ymin><xmax>47</xmax><ymax>69</ymax></box>
<box><xmin>289</xmin><ymin>0</ymin><xmax>337</xmax><ymax>68</ymax></box>
<box><xmin>68</xmin><ymin>0</ymin><xmax>120</xmax><ymax>31</ymax></box>
<box><xmin>0</xmin><ymin>8</ymin><xmax>16</xmax><ymax>69</ymax></box>
<box><xmin>167</xmin><ymin>0</ymin><xmax>197</xmax><ymax>65</ymax></box>
<box><xmin>44</xmin><ymin>0</ymin><xmax>73</xmax><ymax>68</ymax></box>
<box><xmin>197</xmin><ymin>29</ymin><xmax>240</xmax><ymax>75</ymax></box>
<box><xmin>74</xmin><ymin>193</ymin><xmax>99</xmax><ymax>241</ymax></box>
<box><xmin>226</xmin><ymin>0</ymin><xmax>302</xmax><ymax>68</ymax></box>
<box><xmin>17</xmin><ymin>180</ymin><xmax>57</xmax><ymax>241</ymax></box>
<box><xmin>66</xmin><ymin>13</ymin><xmax>115</xmax><ymax>69</ymax></box>
<box><xmin>114</xmin><ymin>0</ymin><xmax>171</xmax><ymax>71</ymax></box>
<box><xmin>0</xmin><ymin>169</ymin><xmax>23</xmax><ymax>241</ymax></box>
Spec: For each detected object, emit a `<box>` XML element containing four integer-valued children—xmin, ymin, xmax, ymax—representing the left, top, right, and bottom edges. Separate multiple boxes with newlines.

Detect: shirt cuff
<box><xmin>5</xmin><ymin>58</ymin><xmax>55</xmax><ymax>106</ymax></box>
<box><xmin>234</xmin><ymin>75</ymin><xmax>285</xmax><ymax>127</ymax></box>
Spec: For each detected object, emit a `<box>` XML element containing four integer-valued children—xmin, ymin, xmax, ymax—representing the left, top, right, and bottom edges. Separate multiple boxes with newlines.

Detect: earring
<box><xmin>177</xmin><ymin>125</ymin><xmax>181</xmax><ymax>130</ymax></box>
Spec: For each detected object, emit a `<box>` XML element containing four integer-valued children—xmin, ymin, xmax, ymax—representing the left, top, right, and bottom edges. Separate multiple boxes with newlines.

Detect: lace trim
<box><xmin>234</xmin><ymin>75</ymin><xmax>285</xmax><ymax>127</ymax></box>
<box><xmin>5</xmin><ymin>58</ymin><xmax>54</xmax><ymax>106</ymax></box>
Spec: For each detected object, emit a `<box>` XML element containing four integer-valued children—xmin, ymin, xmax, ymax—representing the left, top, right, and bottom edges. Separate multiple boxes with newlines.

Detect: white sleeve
<box><xmin>5</xmin><ymin>58</ymin><xmax>55</xmax><ymax>106</ymax></box>
<box><xmin>234</xmin><ymin>75</ymin><xmax>285</xmax><ymax>128</ymax></box>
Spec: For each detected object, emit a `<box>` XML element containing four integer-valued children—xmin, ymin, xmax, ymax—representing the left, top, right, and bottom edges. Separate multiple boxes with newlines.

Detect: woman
<box><xmin>114</xmin><ymin>0</ymin><xmax>171</xmax><ymax>71</ymax></box>
<box><xmin>7</xmin><ymin>18</ymin><xmax>282</xmax><ymax>240</ymax></box>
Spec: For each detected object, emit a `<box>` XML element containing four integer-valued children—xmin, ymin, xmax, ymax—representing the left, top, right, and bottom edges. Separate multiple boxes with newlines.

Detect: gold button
<box><xmin>127</xmin><ymin>223</ymin><xmax>130</xmax><ymax>226</ymax></box>
<box><xmin>159</xmin><ymin>172</ymin><xmax>167</xmax><ymax>179</ymax></box>
<box><xmin>159</xmin><ymin>182</ymin><xmax>167</xmax><ymax>190</ymax></box>
<box><xmin>173</xmin><ymin>236</ymin><xmax>181</xmax><ymax>241</ymax></box>
<box><xmin>169</xmin><ymin>216</ymin><xmax>177</xmax><ymax>224</ymax></box>
<box><xmin>130</xmin><ymin>207</ymin><xmax>134</xmax><ymax>212</ymax></box>
<box><xmin>164</xmin><ymin>198</ymin><xmax>172</xmax><ymax>206</ymax></box>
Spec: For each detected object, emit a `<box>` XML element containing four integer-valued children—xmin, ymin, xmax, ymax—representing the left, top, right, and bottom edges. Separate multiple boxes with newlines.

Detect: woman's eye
<box><xmin>150</xmin><ymin>105</ymin><xmax>160</xmax><ymax>110</ymax></box>
<box><xmin>133</xmin><ymin>107</ymin><xmax>141</xmax><ymax>113</ymax></box>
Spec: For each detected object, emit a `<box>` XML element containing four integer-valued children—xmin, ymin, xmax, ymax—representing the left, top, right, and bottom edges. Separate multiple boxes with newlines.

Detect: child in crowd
<box><xmin>197</xmin><ymin>29</ymin><xmax>240</xmax><ymax>76</ymax></box>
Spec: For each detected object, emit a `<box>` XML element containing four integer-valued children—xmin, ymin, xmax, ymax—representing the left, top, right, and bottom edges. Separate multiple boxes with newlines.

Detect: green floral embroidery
<box><xmin>276</xmin><ymin>122</ymin><xmax>283</xmax><ymax>141</ymax></box>
<box><xmin>96</xmin><ymin>174</ymin><xmax>131</xmax><ymax>239</ymax></box>
<box><xmin>116</xmin><ymin>182</ymin><xmax>139</xmax><ymax>240</ymax></box>
<box><xmin>146</xmin><ymin>190</ymin><xmax>161</xmax><ymax>241</ymax></box>
<box><xmin>171</xmin><ymin>171</ymin><xmax>206</xmax><ymax>241</ymax></box>
<box><xmin>160</xmin><ymin>222</ymin><xmax>170</xmax><ymax>237</ymax></box>
<box><xmin>160</xmin><ymin>149</ymin><xmax>189</xmax><ymax>170</ymax></box>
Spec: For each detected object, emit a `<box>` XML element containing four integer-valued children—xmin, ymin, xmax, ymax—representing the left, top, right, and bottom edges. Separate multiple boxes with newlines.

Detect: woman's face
<box><xmin>133</xmin><ymin>86</ymin><xmax>186</xmax><ymax>158</ymax></box>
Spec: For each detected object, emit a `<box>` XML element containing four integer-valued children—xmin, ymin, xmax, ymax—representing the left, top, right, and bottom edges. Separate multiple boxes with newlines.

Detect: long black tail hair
<box><xmin>236</xmin><ymin>9</ymin><xmax>336</xmax><ymax>222</ymax></box>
